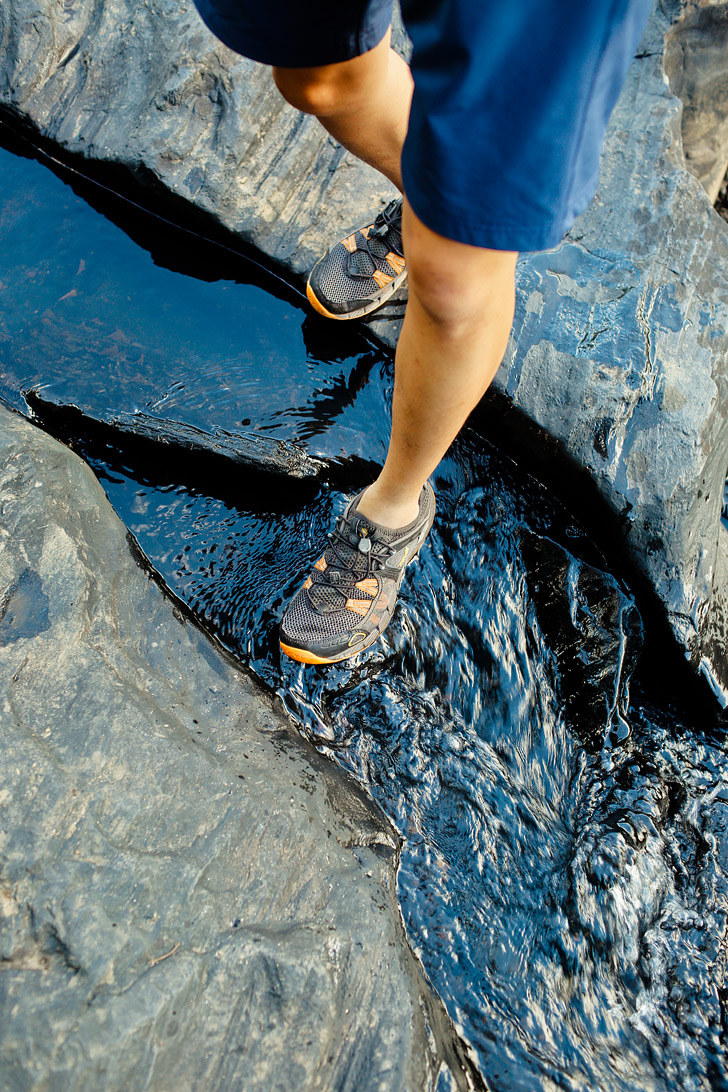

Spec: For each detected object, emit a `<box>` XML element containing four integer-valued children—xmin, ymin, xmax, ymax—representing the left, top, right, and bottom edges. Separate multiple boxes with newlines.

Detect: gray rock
<box><xmin>664</xmin><ymin>0</ymin><xmax>728</xmax><ymax>202</ymax></box>
<box><xmin>0</xmin><ymin>0</ymin><xmax>726</xmax><ymax>704</ymax></box>
<box><xmin>0</xmin><ymin>404</ymin><xmax>474</xmax><ymax>1092</ymax></box>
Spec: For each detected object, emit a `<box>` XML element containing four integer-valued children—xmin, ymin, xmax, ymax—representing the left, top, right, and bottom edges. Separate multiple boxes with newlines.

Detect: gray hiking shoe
<box><xmin>306</xmin><ymin>197</ymin><xmax>406</xmax><ymax>320</ymax></box>
<box><xmin>280</xmin><ymin>481</ymin><xmax>435</xmax><ymax>664</ymax></box>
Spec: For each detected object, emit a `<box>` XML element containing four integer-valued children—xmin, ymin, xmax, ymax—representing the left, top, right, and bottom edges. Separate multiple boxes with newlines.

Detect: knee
<box><xmin>406</xmin><ymin>226</ymin><xmax>518</xmax><ymax>334</ymax></box>
<box><xmin>273</xmin><ymin>62</ymin><xmax>372</xmax><ymax>118</ymax></box>
<box><xmin>407</xmin><ymin>261</ymin><xmax>477</xmax><ymax>331</ymax></box>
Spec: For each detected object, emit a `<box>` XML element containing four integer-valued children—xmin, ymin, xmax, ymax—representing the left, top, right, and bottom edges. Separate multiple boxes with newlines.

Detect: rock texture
<box><xmin>519</xmin><ymin>532</ymin><xmax>644</xmax><ymax>749</ymax></box>
<box><xmin>664</xmin><ymin>0</ymin><xmax>728</xmax><ymax>203</ymax></box>
<box><xmin>0</xmin><ymin>0</ymin><xmax>726</xmax><ymax>704</ymax></box>
<box><xmin>26</xmin><ymin>392</ymin><xmax>326</xmax><ymax>481</ymax></box>
<box><xmin>0</xmin><ymin>404</ymin><xmax>471</xmax><ymax>1092</ymax></box>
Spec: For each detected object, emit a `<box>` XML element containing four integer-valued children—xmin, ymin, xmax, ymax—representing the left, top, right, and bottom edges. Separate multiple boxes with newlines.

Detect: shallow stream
<box><xmin>1</xmin><ymin>123</ymin><xmax>726</xmax><ymax>1092</ymax></box>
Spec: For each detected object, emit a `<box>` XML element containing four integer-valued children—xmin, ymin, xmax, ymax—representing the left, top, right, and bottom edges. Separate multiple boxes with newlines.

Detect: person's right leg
<box><xmin>272</xmin><ymin>29</ymin><xmax>412</xmax><ymax>192</ymax></box>
<box><xmin>357</xmin><ymin>199</ymin><xmax>517</xmax><ymax>529</ymax></box>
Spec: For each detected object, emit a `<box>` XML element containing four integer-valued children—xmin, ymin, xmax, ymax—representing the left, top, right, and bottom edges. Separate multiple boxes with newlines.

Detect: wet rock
<box><xmin>0</xmin><ymin>0</ymin><xmax>726</xmax><ymax>702</ymax></box>
<box><xmin>0</xmin><ymin>404</ymin><xmax>471</xmax><ymax>1092</ymax></box>
<box><xmin>27</xmin><ymin>390</ymin><xmax>326</xmax><ymax>481</ymax></box>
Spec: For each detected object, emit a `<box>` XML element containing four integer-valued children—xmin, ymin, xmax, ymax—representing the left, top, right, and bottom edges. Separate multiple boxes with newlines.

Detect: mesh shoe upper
<box><xmin>307</xmin><ymin>197</ymin><xmax>406</xmax><ymax>319</ymax></box>
<box><xmin>280</xmin><ymin>483</ymin><xmax>435</xmax><ymax>659</ymax></box>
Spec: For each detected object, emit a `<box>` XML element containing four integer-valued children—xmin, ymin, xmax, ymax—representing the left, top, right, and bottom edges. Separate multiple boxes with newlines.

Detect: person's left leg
<box><xmin>272</xmin><ymin>30</ymin><xmax>412</xmax><ymax>191</ymax></box>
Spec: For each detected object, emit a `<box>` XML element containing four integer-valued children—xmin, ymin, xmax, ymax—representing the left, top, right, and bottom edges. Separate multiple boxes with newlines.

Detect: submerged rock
<box><xmin>0</xmin><ymin>404</ymin><xmax>473</xmax><ymax>1092</ymax></box>
<box><xmin>26</xmin><ymin>390</ymin><xmax>326</xmax><ymax>481</ymax></box>
<box><xmin>519</xmin><ymin>532</ymin><xmax>644</xmax><ymax>749</ymax></box>
<box><xmin>0</xmin><ymin>0</ymin><xmax>726</xmax><ymax>703</ymax></box>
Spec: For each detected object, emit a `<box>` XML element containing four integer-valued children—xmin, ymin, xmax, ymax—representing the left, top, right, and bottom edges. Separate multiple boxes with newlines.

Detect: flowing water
<box><xmin>1</xmin><ymin>122</ymin><xmax>726</xmax><ymax>1092</ymax></box>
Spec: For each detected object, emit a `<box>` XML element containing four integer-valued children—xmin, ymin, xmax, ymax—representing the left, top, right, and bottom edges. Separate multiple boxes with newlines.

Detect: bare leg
<box><xmin>273</xmin><ymin>31</ymin><xmax>412</xmax><ymax>191</ymax></box>
<box><xmin>357</xmin><ymin>200</ymin><xmax>517</xmax><ymax>527</ymax></box>
<box><xmin>272</xmin><ymin>50</ymin><xmax>517</xmax><ymax>531</ymax></box>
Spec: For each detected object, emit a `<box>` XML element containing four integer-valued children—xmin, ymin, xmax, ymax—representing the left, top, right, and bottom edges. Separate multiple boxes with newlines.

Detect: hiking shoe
<box><xmin>306</xmin><ymin>197</ymin><xmax>406</xmax><ymax>321</ymax></box>
<box><xmin>280</xmin><ymin>482</ymin><xmax>435</xmax><ymax>665</ymax></box>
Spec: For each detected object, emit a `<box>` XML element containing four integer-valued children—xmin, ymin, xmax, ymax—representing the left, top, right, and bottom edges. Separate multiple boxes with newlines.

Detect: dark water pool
<box><xmin>1</xmin><ymin>122</ymin><xmax>727</xmax><ymax>1092</ymax></box>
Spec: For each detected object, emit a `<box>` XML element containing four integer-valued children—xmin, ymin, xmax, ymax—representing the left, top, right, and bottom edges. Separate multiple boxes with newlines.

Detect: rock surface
<box><xmin>664</xmin><ymin>0</ymin><xmax>728</xmax><ymax>203</ymax></box>
<box><xmin>0</xmin><ymin>0</ymin><xmax>726</xmax><ymax>704</ymax></box>
<box><xmin>519</xmin><ymin>532</ymin><xmax>644</xmax><ymax>749</ymax></box>
<box><xmin>0</xmin><ymin>404</ymin><xmax>472</xmax><ymax>1092</ymax></box>
<box><xmin>26</xmin><ymin>391</ymin><xmax>326</xmax><ymax>481</ymax></box>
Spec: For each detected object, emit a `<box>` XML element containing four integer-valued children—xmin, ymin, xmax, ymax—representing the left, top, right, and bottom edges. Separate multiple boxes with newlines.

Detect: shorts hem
<box><xmin>195</xmin><ymin>0</ymin><xmax>392</xmax><ymax>67</ymax></box>
<box><xmin>402</xmin><ymin>169</ymin><xmax>579</xmax><ymax>254</ymax></box>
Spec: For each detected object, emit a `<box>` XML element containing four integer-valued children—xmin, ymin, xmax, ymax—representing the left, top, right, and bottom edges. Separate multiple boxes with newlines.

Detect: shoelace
<box><xmin>307</xmin><ymin>519</ymin><xmax>389</xmax><ymax>614</ymax></box>
<box><xmin>344</xmin><ymin>198</ymin><xmax>403</xmax><ymax>280</ymax></box>
<box><xmin>370</xmin><ymin>197</ymin><xmax>403</xmax><ymax>240</ymax></box>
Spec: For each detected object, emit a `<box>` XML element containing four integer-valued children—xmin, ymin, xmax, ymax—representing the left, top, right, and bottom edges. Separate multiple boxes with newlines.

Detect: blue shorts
<box><xmin>193</xmin><ymin>0</ymin><xmax>653</xmax><ymax>252</ymax></box>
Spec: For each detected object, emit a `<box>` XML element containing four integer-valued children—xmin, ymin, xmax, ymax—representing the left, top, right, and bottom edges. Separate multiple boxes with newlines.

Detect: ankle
<box><xmin>357</xmin><ymin>482</ymin><xmax>421</xmax><ymax>530</ymax></box>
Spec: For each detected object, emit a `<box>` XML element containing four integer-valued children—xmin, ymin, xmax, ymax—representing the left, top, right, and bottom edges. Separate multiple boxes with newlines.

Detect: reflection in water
<box><xmin>2</xmin><ymin>125</ymin><xmax>726</xmax><ymax>1091</ymax></box>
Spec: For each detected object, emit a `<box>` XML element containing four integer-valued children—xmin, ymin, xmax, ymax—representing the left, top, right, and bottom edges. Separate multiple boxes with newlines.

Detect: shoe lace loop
<box><xmin>371</xmin><ymin>197</ymin><xmax>402</xmax><ymax>238</ymax></box>
<box><xmin>344</xmin><ymin>198</ymin><xmax>403</xmax><ymax>280</ymax></box>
